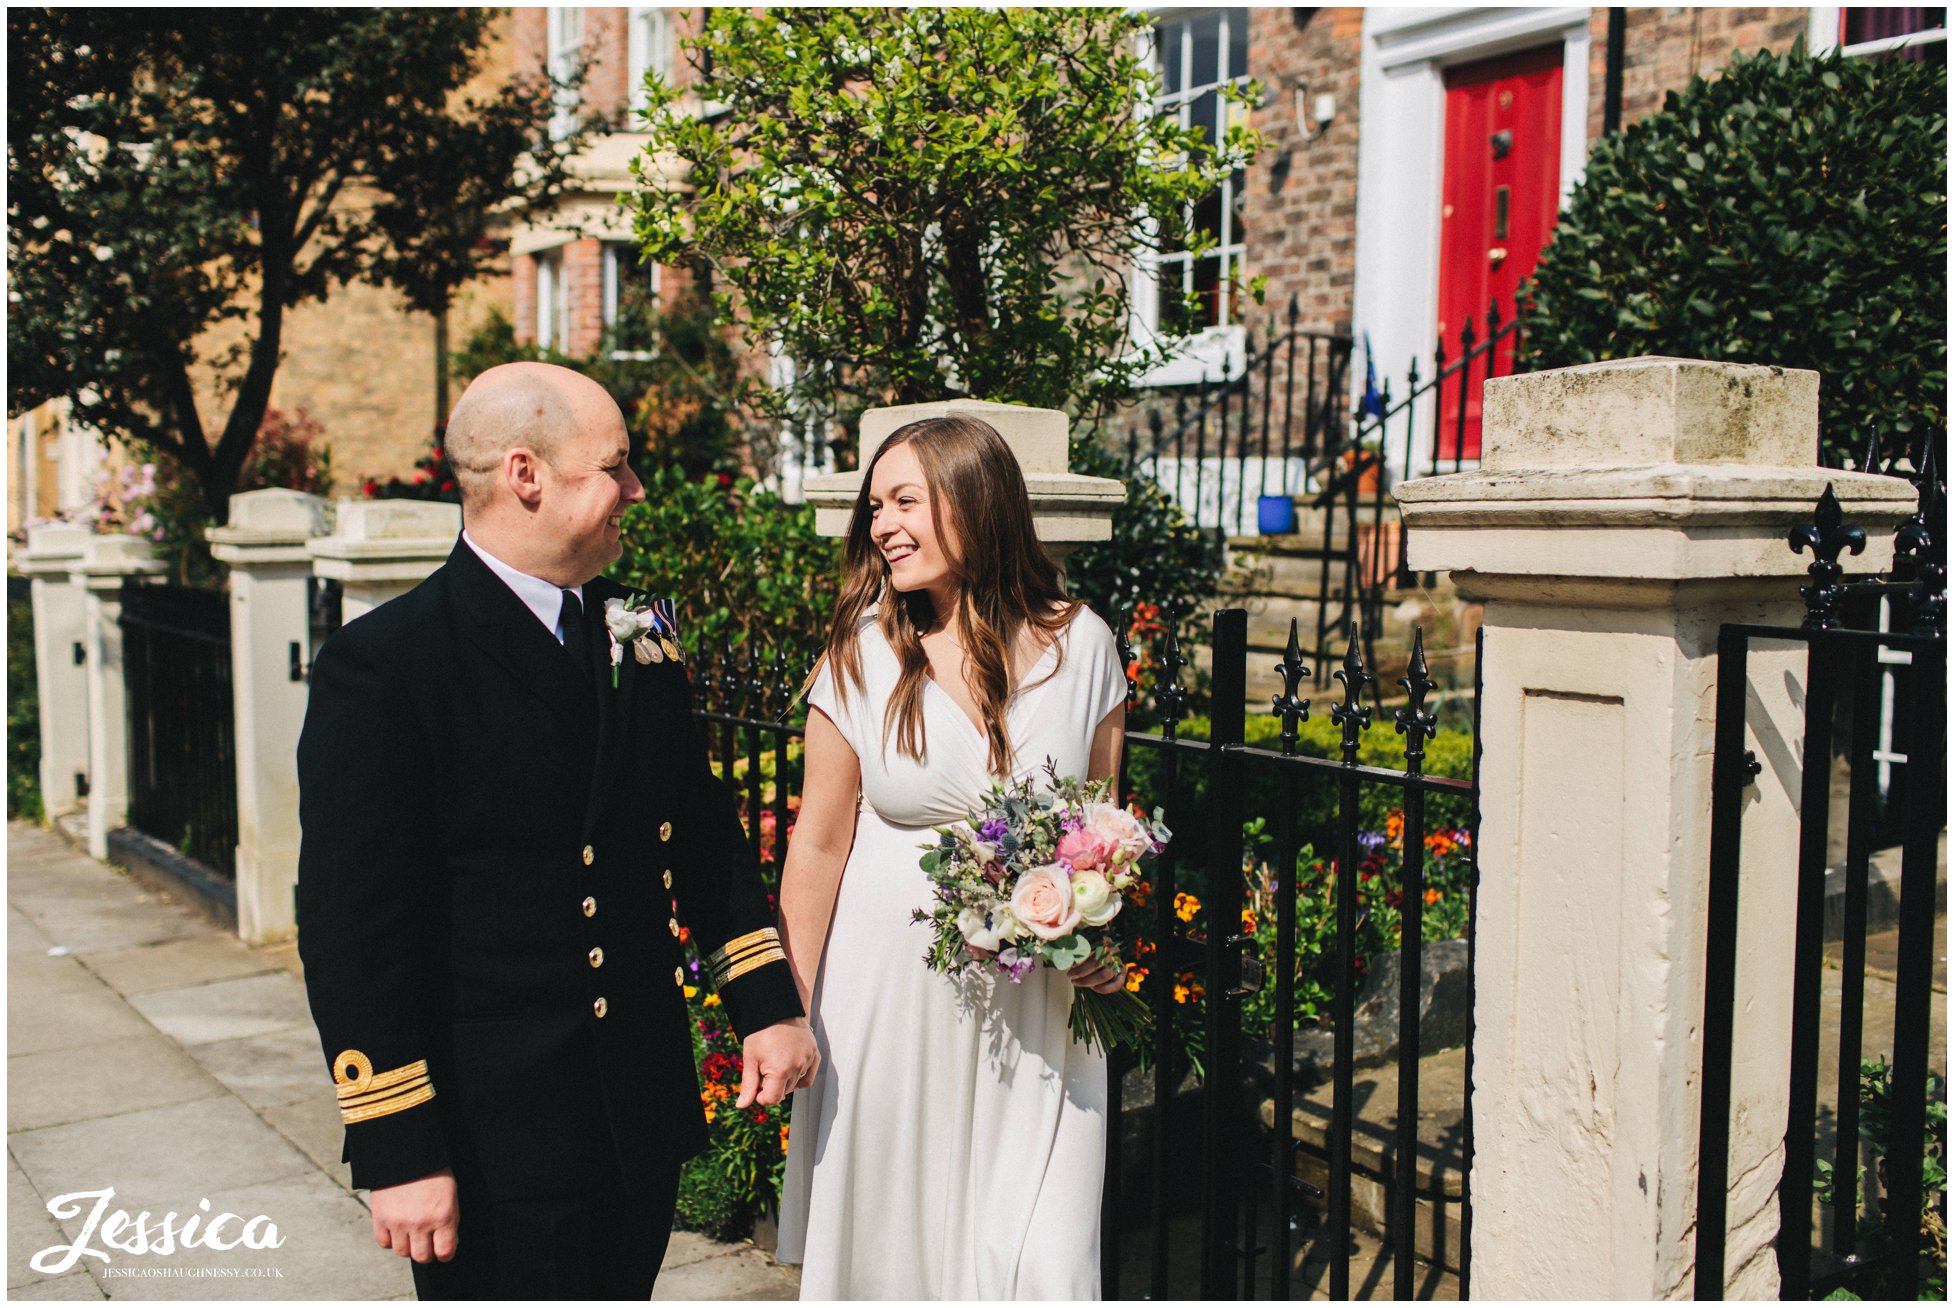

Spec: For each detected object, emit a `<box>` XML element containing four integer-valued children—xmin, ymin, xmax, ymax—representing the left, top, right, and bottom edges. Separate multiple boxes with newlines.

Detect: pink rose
<box><xmin>1009</xmin><ymin>865</ymin><xmax>1081</xmax><ymax>941</ymax></box>
<box><xmin>1084</xmin><ymin>803</ymin><xmax>1154</xmax><ymax>861</ymax></box>
<box><xmin>1056</xmin><ymin>827</ymin><xmax>1114</xmax><ymax>872</ymax></box>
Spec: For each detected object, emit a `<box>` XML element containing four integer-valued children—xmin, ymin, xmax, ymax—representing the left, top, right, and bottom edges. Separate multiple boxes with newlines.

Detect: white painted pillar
<box><xmin>207</xmin><ymin>490</ymin><xmax>328</xmax><ymax>944</ymax></box>
<box><xmin>800</xmin><ymin>398</ymin><xmax>1124</xmax><ymax>563</ymax></box>
<box><xmin>1396</xmin><ymin>358</ymin><xmax>1919</xmax><ymax>1299</ymax></box>
<box><xmin>307</xmin><ymin>499</ymin><xmax>460</xmax><ymax>622</ymax></box>
<box><xmin>17</xmin><ymin>522</ymin><xmax>92</xmax><ymax>818</ymax></box>
<box><xmin>70</xmin><ymin>535</ymin><xmax>165</xmax><ymax>860</ymax></box>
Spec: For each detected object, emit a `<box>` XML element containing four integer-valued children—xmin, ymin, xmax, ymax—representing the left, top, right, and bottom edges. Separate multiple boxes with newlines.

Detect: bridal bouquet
<box><xmin>912</xmin><ymin>767</ymin><xmax>1170</xmax><ymax>1056</ymax></box>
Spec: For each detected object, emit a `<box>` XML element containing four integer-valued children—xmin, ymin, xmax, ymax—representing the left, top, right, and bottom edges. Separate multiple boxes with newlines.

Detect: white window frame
<box><xmin>546</xmin><ymin>6</ymin><xmax>584</xmax><ymax>142</ymax></box>
<box><xmin>626</xmin><ymin>7</ymin><xmax>676</xmax><ymax>123</ymax></box>
<box><xmin>601</xmin><ymin>242</ymin><xmax>660</xmax><ymax>360</ymax></box>
<box><xmin>1133</xmin><ymin>7</ymin><xmax>1254</xmax><ymax>388</ymax></box>
<box><xmin>535</xmin><ymin>247</ymin><xmax>570</xmax><ymax>351</ymax></box>
<box><xmin>1808</xmin><ymin>6</ymin><xmax>1949</xmax><ymax>58</ymax></box>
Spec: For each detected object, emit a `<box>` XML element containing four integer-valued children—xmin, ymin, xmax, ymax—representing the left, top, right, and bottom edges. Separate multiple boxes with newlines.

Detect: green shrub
<box><xmin>1523</xmin><ymin>44</ymin><xmax>1946</xmax><ymax>467</ymax></box>
<box><xmin>610</xmin><ymin>467</ymin><xmax>841</xmax><ymax>676</ymax></box>
<box><xmin>8</xmin><ymin>588</ymin><xmax>43</xmax><ymax>822</ymax></box>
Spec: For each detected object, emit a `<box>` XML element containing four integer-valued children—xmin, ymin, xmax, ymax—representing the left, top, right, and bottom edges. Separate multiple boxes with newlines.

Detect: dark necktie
<box><xmin>559</xmin><ymin>588</ymin><xmax>591</xmax><ymax>682</ymax></box>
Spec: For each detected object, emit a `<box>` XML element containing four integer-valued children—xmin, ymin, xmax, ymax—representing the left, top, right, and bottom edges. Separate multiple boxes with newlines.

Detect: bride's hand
<box><xmin>1067</xmin><ymin>952</ymin><xmax>1127</xmax><ymax>996</ymax></box>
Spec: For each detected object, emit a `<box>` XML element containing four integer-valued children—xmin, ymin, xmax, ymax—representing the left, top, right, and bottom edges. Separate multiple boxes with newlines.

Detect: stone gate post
<box><xmin>207</xmin><ymin>489</ymin><xmax>328</xmax><ymax>944</ymax></box>
<box><xmin>1395</xmin><ymin>359</ymin><xmax>1917</xmax><ymax>1298</ymax></box>
<box><xmin>17</xmin><ymin>521</ymin><xmax>92</xmax><ymax>819</ymax></box>
<box><xmin>69</xmin><ymin>534</ymin><xmax>165</xmax><ymax>860</ymax></box>
<box><xmin>307</xmin><ymin>499</ymin><xmax>460</xmax><ymax>622</ymax></box>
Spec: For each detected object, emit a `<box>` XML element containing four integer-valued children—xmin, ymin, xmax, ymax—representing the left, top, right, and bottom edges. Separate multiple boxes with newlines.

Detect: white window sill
<box><xmin>1134</xmin><ymin>325</ymin><xmax>1247</xmax><ymax>388</ymax></box>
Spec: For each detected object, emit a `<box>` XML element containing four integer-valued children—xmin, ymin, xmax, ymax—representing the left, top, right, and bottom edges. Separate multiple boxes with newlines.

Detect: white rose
<box><xmin>1069</xmin><ymin>869</ymin><xmax>1122</xmax><ymax>927</ymax></box>
<box><xmin>956</xmin><ymin>906</ymin><xmax>1006</xmax><ymax>952</ymax></box>
<box><xmin>603</xmin><ymin>597</ymin><xmax>647</xmax><ymax>642</ymax></box>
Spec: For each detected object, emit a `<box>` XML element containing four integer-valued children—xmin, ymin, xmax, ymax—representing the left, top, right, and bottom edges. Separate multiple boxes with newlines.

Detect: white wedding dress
<box><xmin>775</xmin><ymin>606</ymin><xmax>1131</xmax><ymax>1300</ymax></box>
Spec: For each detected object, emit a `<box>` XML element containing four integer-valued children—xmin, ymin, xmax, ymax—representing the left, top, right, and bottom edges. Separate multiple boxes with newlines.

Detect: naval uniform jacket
<box><xmin>295</xmin><ymin>539</ymin><xmax>800</xmax><ymax>1199</ymax></box>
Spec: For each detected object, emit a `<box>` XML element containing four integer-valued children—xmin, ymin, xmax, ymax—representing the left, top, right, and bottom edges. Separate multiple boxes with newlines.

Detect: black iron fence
<box><xmin>1696</xmin><ymin>464</ymin><xmax>1946</xmax><ymax>1300</ymax></box>
<box><xmin>120</xmin><ymin>579</ymin><xmax>237</xmax><ymax>878</ymax></box>
<box><xmin>691</xmin><ymin>605</ymin><xmax>1481</xmax><ymax>1299</ymax></box>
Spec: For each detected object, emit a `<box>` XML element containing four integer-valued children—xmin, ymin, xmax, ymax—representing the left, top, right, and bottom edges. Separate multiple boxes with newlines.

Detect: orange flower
<box><xmin>1174</xmin><ymin>892</ymin><xmax>1201</xmax><ymax>923</ymax></box>
<box><xmin>1124</xmin><ymin>965</ymin><xmax>1148</xmax><ymax>993</ymax></box>
<box><xmin>779</xmin><ymin>1124</ymin><xmax>790</xmax><ymax>1155</ymax></box>
<box><xmin>1424</xmin><ymin>887</ymin><xmax>1442</xmax><ymax>905</ymax></box>
<box><xmin>1426</xmin><ymin>831</ymin><xmax>1457</xmax><ymax>857</ymax></box>
<box><xmin>1384</xmin><ymin>810</ymin><xmax>1405</xmax><ymax>846</ymax></box>
<box><xmin>1241</xmin><ymin>909</ymin><xmax>1257</xmax><ymax>933</ymax></box>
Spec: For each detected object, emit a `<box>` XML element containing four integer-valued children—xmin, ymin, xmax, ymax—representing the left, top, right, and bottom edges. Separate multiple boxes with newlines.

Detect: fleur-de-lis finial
<box><xmin>1330</xmin><ymin>629</ymin><xmax>1373</xmax><ymax>764</ymax></box>
<box><xmin>765</xmin><ymin>648</ymin><xmax>794</xmax><ymax>721</ymax></box>
<box><xmin>1115</xmin><ymin>610</ymin><xmax>1138</xmax><ymax>706</ymax></box>
<box><xmin>1789</xmin><ymin>483</ymin><xmax>1867</xmax><ymax>630</ymax></box>
<box><xmin>1892</xmin><ymin>441</ymin><xmax>1945</xmax><ymax>636</ymax></box>
<box><xmin>1156</xmin><ymin>604</ymin><xmax>1190</xmax><ymax>741</ymax></box>
<box><xmin>1394</xmin><ymin>628</ymin><xmax>1439</xmax><ymax>776</ymax></box>
<box><xmin>1270</xmin><ymin>617</ymin><xmax>1311</xmax><ymax>755</ymax></box>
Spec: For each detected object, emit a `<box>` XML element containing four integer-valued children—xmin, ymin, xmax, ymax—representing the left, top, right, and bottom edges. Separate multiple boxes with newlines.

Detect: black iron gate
<box><xmin>688</xmin><ymin>603</ymin><xmax>1480</xmax><ymax>1299</ymax></box>
<box><xmin>1696</xmin><ymin>467</ymin><xmax>1946</xmax><ymax>1299</ymax></box>
<box><xmin>120</xmin><ymin>579</ymin><xmax>238</xmax><ymax>877</ymax></box>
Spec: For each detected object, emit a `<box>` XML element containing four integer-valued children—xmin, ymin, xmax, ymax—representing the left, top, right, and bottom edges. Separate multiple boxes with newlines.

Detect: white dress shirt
<box><xmin>462</xmin><ymin>530</ymin><xmax>581</xmax><ymax>644</ymax></box>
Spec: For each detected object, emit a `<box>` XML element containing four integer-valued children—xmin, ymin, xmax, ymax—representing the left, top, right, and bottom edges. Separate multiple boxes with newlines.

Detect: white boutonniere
<box><xmin>602</xmin><ymin>594</ymin><xmax>684</xmax><ymax>686</ymax></box>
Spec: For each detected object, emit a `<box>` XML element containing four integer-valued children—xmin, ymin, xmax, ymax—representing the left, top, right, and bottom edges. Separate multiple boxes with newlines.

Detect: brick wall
<box><xmin>1587</xmin><ymin>7</ymin><xmax>1811</xmax><ymax>139</ymax></box>
<box><xmin>514</xmin><ymin>253</ymin><xmax>539</xmax><ymax>346</ymax></box>
<box><xmin>1243</xmin><ymin>7</ymin><xmax>1365</xmax><ymax>337</ymax></box>
<box><xmin>564</xmin><ymin>237</ymin><xmax>608</xmax><ymax>357</ymax></box>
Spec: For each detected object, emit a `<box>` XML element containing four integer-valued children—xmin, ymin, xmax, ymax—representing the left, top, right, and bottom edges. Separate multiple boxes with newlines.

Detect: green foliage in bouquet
<box><xmin>1523</xmin><ymin>43</ymin><xmax>1946</xmax><ymax>467</ymax></box>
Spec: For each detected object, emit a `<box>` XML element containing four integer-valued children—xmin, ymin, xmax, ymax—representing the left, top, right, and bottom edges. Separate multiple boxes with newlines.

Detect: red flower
<box><xmin>754</xmin><ymin>1109</ymin><xmax>769</xmax><ymax>1124</ymax></box>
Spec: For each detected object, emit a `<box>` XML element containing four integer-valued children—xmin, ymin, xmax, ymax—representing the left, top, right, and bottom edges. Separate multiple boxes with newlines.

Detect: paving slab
<box><xmin>14</xmin><ymin>898</ymin><xmax>211</xmax><ymax>956</ymax></box>
<box><xmin>12</xmin><ymin>1097</ymin><xmax>315</xmax><ymax>1218</ymax></box>
<box><xmin>9</xmin><ymin>1032</ymin><xmax>224</xmax><ymax>1133</ymax></box>
<box><xmin>258</xmin><ymin>1098</ymin><xmax>353</xmax><ymax>1194</ymax></box>
<box><xmin>8</xmin><ymin>954</ymin><xmax>160</xmax><ymax>1057</ymax></box>
<box><xmin>80</xmin><ymin>938</ymin><xmax>282</xmax><ymax>999</ymax></box>
<box><xmin>11</xmin><ymin>1153</ymin><xmax>74</xmax><ymax>1290</ymax></box>
<box><xmin>187</xmin><ymin>1025</ymin><xmax>331</xmax><ymax>1114</ymax></box>
<box><xmin>8</xmin><ymin>1270</ymin><xmax>105</xmax><ymax>1300</ymax></box>
<box><xmin>130</xmin><ymin>973</ymin><xmax>314</xmax><ymax>1048</ymax></box>
<box><xmin>11</xmin><ymin>908</ymin><xmax>57</xmax><ymax>954</ymax></box>
<box><xmin>652</xmin><ymin>1237</ymin><xmax>799</xmax><ymax>1301</ymax></box>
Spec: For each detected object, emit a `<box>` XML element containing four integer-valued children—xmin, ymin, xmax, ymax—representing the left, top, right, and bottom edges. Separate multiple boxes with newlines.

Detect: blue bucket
<box><xmin>1257</xmin><ymin>494</ymin><xmax>1297</xmax><ymax>536</ymax></box>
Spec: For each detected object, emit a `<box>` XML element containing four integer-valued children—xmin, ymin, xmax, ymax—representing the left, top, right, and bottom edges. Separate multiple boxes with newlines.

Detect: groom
<box><xmin>296</xmin><ymin>362</ymin><xmax>818</xmax><ymax>1299</ymax></box>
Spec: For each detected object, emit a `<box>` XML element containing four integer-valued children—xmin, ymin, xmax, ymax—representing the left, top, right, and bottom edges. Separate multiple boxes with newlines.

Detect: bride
<box><xmin>773</xmin><ymin>414</ymin><xmax>1132</xmax><ymax>1299</ymax></box>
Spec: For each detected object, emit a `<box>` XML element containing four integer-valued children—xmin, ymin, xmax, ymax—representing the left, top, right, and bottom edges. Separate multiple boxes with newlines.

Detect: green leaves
<box><xmin>1525</xmin><ymin>44</ymin><xmax>1945</xmax><ymax>468</ymax></box>
<box><xmin>628</xmin><ymin>8</ymin><xmax>1263</xmax><ymax>428</ymax></box>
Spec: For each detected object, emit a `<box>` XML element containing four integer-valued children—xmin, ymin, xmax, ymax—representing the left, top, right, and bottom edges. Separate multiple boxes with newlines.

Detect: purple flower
<box><xmin>1357</xmin><ymin>831</ymin><xmax>1386</xmax><ymax>851</ymax></box>
<box><xmin>979</xmin><ymin>818</ymin><xmax>1009</xmax><ymax>843</ymax></box>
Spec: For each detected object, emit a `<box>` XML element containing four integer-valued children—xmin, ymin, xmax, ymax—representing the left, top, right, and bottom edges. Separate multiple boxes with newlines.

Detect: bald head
<box><xmin>446</xmin><ymin>363</ymin><xmax>619</xmax><ymax>508</ymax></box>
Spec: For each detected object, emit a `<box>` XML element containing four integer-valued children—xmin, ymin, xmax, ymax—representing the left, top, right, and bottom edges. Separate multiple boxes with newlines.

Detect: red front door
<box><xmin>1435</xmin><ymin>45</ymin><xmax>1564</xmax><ymax>461</ymax></box>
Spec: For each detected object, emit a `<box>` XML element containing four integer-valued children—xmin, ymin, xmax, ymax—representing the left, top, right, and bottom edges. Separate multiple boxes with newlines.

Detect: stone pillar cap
<box><xmin>73</xmin><ymin>533</ymin><xmax>166</xmax><ymax>580</ymax></box>
<box><xmin>326</xmin><ymin>498</ymin><xmax>461</xmax><ymax>541</ymax></box>
<box><xmin>1481</xmin><ymin>357</ymin><xmax>1819</xmax><ymax>470</ymax></box>
<box><xmin>307</xmin><ymin>498</ymin><xmax>460</xmax><ymax>580</ymax></box>
<box><xmin>212</xmin><ymin>488</ymin><xmax>328</xmax><ymax>537</ymax></box>
<box><xmin>860</xmin><ymin>398</ymin><xmax>1069</xmax><ymax>475</ymax></box>
<box><xmin>17</xmin><ymin>520</ymin><xmax>92</xmax><ymax>574</ymax></box>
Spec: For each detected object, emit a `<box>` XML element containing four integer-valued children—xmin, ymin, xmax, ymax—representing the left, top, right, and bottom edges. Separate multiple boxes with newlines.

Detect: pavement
<box><xmin>6</xmin><ymin>820</ymin><xmax>799</xmax><ymax>1301</ymax></box>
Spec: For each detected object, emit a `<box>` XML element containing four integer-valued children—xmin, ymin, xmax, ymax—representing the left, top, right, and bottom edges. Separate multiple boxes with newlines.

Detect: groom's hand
<box><xmin>738</xmin><ymin>1018</ymin><xmax>819</xmax><ymax>1109</ymax></box>
<box><xmin>369</xmin><ymin>1168</ymin><xmax>459</xmax><ymax>1263</ymax></box>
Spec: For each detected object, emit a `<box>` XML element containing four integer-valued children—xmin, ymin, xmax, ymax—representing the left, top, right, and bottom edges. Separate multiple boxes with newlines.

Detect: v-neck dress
<box><xmin>774</xmin><ymin>607</ymin><xmax>1131</xmax><ymax>1300</ymax></box>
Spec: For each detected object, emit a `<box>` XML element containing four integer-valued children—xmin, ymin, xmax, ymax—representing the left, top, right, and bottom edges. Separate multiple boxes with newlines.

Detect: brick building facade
<box><xmin>496</xmin><ymin>5</ymin><xmax>1942</xmax><ymax>486</ymax></box>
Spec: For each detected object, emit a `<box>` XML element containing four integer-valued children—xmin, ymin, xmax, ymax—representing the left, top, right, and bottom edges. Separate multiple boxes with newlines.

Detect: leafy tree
<box><xmin>8</xmin><ymin>9</ymin><xmax>585</xmax><ymax>523</ymax></box>
<box><xmin>1523</xmin><ymin>44</ymin><xmax>1946</xmax><ymax>467</ymax></box>
<box><xmin>629</xmin><ymin>7</ymin><xmax>1264</xmax><ymax>431</ymax></box>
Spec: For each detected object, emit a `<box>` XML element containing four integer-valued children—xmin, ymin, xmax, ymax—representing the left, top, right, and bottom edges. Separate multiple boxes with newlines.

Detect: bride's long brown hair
<box><xmin>822</xmin><ymin>415</ymin><xmax>1081</xmax><ymax>776</ymax></box>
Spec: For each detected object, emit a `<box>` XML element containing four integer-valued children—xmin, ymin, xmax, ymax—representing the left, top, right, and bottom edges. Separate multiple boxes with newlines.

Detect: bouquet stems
<box><xmin>1069</xmin><ymin>987</ymin><xmax>1152</xmax><ymax>1060</ymax></box>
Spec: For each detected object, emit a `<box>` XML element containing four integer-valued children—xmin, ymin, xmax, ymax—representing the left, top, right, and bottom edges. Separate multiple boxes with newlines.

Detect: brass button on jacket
<box><xmin>673</xmin><ymin>967</ymin><xmax>684</xmax><ymax>987</ymax></box>
<box><xmin>581</xmin><ymin>896</ymin><xmax>597</xmax><ymax>918</ymax></box>
<box><xmin>668</xmin><ymin>918</ymin><xmax>681</xmax><ymax>938</ymax></box>
<box><xmin>592</xmin><ymin>997</ymin><xmax>608</xmax><ymax>1019</ymax></box>
<box><xmin>588</xmin><ymin>947</ymin><xmax>605</xmax><ymax>969</ymax></box>
<box><xmin>581</xmin><ymin>844</ymin><xmax>595</xmax><ymax>866</ymax></box>
<box><xmin>658</xmin><ymin>821</ymin><xmax>673</xmax><ymax>842</ymax></box>
<box><xmin>662</xmin><ymin>870</ymin><xmax>673</xmax><ymax>890</ymax></box>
